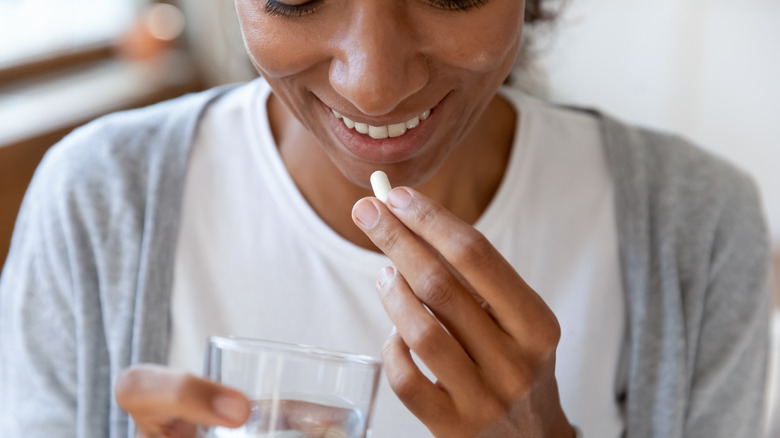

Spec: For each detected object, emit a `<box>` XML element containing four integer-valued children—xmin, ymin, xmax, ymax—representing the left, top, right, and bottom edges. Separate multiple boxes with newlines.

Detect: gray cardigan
<box><xmin>0</xmin><ymin>85</ymin><xmax>771</xmax><ymax>438</ymax></box>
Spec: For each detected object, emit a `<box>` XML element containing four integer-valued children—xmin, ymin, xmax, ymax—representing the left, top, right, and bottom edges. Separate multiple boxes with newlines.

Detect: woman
<box><xmin>0</xmin><ymin>0</ymin><xmax>770</xmax><ymax>437</ymax></box>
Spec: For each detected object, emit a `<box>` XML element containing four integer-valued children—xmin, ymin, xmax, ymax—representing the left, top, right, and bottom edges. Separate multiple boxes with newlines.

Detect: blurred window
<box><xmin>0</xmin><ymin>0</ymin><xmax>141</xmax><ymax>66</ymax></box>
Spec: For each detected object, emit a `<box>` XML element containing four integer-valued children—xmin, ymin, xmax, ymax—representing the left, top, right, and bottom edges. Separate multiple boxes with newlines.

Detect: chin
<box><xmin>335</xmin><ymin>153</ymin><xmax>447</xmax><ymax>191</ymax></box>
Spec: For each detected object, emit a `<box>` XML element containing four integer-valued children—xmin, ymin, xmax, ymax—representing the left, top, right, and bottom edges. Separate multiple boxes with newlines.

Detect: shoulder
<box><xmin>23</xmin><ymin>84</ymin><xmax>248</xmax><ymax>229</ymax></box>
<box><xmin>598</xmin><ymin>113</ymin><xmax>764</xmax><ymax>234</ymax></box>
<box><xmin>37</xmin><ymin>85</ymin><xmax>239</xmax><ymax>191</ymax></box>
<box><xmin>599</xmin><ymin>111</ymin><xmax>769</xmax><ymax>312</ymax></box>
<box><xmin>14</xmin><ymin>84</ymin><xmax>245</xmax><ymax>260</ymax></box>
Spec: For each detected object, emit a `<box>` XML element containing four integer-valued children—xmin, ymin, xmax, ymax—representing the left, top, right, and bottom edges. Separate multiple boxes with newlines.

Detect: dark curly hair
<box><xmin>525</xmin><ymin>0</ymin><xmax>557</xmax><ymax>24</ymax></box>
<box><xmin>511</xmin><ymin>0</ymin><xmax>562</xmax><ymax>80</ymax></box>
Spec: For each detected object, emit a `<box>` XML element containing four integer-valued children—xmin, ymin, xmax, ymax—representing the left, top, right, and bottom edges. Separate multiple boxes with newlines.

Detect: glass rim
<box><xmin>208</xmin><ymin>336</ymin><xmax>383</xmax><ymax>367</ymax></box>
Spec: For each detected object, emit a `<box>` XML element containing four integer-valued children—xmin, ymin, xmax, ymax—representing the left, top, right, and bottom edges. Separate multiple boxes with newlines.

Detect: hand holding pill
<box><xmin>352</xmin><ymin>176</ymin><xmax>574</xmax><ymax>438</ymax></box>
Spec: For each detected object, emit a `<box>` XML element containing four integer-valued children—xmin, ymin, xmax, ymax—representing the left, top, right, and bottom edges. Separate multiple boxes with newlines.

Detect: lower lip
<box><xmin>320</xmin><ymin>98</ymin><xmax>444</xmax><ymax>164</ymax></box>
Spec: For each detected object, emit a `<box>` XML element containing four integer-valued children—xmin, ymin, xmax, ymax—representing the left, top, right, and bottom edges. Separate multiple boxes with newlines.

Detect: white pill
<box><xmin>370</xmin><ymin>170</ymin><xmax>392</xmax><ymax>203</ymax></box>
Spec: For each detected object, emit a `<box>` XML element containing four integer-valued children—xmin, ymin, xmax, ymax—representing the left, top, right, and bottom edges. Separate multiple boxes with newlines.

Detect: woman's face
<box><xmin>236</xmin><ymin>0</ymin><xmax>525</xmax><ymax>187</ymax></box>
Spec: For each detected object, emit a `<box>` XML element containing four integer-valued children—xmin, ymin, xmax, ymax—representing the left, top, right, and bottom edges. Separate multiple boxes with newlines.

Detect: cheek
<box><xmin>426</xmin><ymin>4</ymin><xmax>525</xmax><ymax>74</ymax></box>
<box><xmin>235</xmin><ymin>1</ymin><xmax>328</xmax><ymax>78</ymax></box>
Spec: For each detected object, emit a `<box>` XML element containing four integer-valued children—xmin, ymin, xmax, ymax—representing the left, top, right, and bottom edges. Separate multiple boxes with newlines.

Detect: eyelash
<box><xmin>264</xmin><ymin>0</ymin><xmax>324</xmax><ymax>17</ymax></box>
<box><xmin>263</xmin><ymin>0</ymin><xmax>489</xmax><ymax>18</ymax></box>
<box><xmin>428</xmin><ymin>0</ymin><xmax>489</xmax><ymax>11</ymax></box>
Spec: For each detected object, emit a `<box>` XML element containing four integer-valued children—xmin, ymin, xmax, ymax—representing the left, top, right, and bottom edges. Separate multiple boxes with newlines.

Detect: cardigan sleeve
<box><xmin>1</xmin><ymin>86</ymin><xmax>233</xmax><ymax>438</ymax></box>
<box><xmin>683</xmin><ymin>172</ymin><xmax>771</xmax><ymax>438</ymax></box>
<box><xmin>0</xmin><ymin>116</ymin><xmax>133</xmax><ymax>438</ymax></box>
<box><xmin>0</xmin><ymin>146</ymin><xmax>81</xmax><ymax>437</ymax></box>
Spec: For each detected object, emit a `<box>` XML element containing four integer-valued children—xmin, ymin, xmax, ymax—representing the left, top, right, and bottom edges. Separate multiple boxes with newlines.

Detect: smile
<box><xmin>329</xmin><ymin>108</ymin><xmax>431</xmax><ymax>140</ymax></box>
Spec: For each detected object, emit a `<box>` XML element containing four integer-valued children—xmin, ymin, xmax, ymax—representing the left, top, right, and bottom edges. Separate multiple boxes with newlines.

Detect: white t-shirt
<box><xmin>168</xmin><ymin>79</ymin><xmax>626</xmax><ymax>437</ymax></box>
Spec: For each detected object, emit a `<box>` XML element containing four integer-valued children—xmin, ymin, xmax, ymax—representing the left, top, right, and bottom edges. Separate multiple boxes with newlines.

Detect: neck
<box><xmin>268</xmin><ymin>92</ymin><xmax>516</xmax><ymax>252</ymax></box>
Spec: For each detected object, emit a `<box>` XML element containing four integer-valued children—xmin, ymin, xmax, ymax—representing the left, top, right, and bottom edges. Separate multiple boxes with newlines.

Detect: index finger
<box><xmin>383</xmin><ymin>187</ymin><xmax>557</xmax><ymax>340</ymax></box>
<box><xmin>115</xmin><ymin>364</ymin><xmax>251</xmax><ymax>428</ymax></box>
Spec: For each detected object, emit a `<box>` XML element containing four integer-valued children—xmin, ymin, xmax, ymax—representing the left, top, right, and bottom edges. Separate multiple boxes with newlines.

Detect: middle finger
<box><xmin>352</xmin><ymin>197</ymin><xmax>509</xmax><ymax>369</ymax></box>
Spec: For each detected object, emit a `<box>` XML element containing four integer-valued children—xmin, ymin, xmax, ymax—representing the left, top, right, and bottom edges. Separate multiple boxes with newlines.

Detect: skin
<box><xmin>251</xmin><ymin>0</ymin><xmax>520</xmax><ymax>249</ymax></box>
<box><xmin>115</xmin><ymin>0</ymin><xmax>575</xmax><ymax>436</ymax></box>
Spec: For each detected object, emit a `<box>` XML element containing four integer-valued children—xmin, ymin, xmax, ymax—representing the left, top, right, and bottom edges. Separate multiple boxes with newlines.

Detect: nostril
<box><xmin>329</xmin><ymin>54</ymin><xmax>428</xmax><ymax>117</ymax></box>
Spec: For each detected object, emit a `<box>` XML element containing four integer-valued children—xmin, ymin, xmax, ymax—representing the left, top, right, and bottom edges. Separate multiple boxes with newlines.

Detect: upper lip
<box><xmin>320</xmin><ymin>97</ymin><xmax>440</xmax><ymax>126</ymax></box>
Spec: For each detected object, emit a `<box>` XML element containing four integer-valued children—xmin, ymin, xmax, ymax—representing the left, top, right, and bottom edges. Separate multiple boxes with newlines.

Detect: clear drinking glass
<box><xmin>201</xmin><ymin>336</ymin><xmax>382</xmax><ymax>438</ymax></box>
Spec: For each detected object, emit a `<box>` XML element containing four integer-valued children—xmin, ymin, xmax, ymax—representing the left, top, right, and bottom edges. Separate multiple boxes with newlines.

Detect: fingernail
<box><xmin>387</xmin><ymin>188</ymin><xmax>412</xmax><ymax>210</ymax></box>
<box><xmin>354</xmin><ymin>199</ymin><xmax>380</xmax><ymax>229</ymax></box>
<box><xmin>389</xmin><ymin>325</ymin><xmax>398</xmax><ymax>336</ymax></box>
<box><xmin>377</xmin><ymin>266</ymin><xmax>395</xmax><ymax>287</ymax></box>
<box><xmin>213</xmin><ymin>394</ymin><xmax>248</xmax><ymax>423</ymax></box>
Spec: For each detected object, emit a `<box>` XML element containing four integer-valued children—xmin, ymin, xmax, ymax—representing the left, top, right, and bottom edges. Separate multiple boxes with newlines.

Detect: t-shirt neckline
<box><xmin>244</xmin><ymin>79</ymin><xmax>533</xmax><ymax>271</ymax></box>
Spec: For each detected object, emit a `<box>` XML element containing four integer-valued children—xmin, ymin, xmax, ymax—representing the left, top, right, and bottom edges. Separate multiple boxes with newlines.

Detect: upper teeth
<box><xmin>331</xmin><ymin>108</ymin><xmax>431</xmax><ymax>139</ymax></box>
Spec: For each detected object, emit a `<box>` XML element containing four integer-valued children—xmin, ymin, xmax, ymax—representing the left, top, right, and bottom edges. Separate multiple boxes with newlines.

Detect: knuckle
<box><xmin>381</xmin><ymin>340</ymin><xmax>421</xmax><ymax>403</ymax></box>
<box><xmin>413</xmin><ymin>201</ymin><xmax>439</xmax><ymax>229</ymax></box>
<box><xmin>387</xmin><ymin>369</ymin><xmax>418</xmax><ymax>402</ymax></box>
<box><xmin>449</xmin><ymin>229</ymin><xmax>493</xmax><ymax>269</ymax></box>
<box><xmin>381</xmin><ymin>333</ymin><xmax>405</xmax><ymax>365</ymax></box>
<box><xmin>405</xmin><ymin>322</ymin><xmax>444</xmax><ymax>357</ymax></box>
<box><xmin>417</xmin><ymin>269</ymin><xmax>457</xmax><ymax>310</ymax></box>
<box><xmin>381</xmin><ymin>337</ymin><xmax>398</xmax><ymax>361</ymax></box>
<box><xmin>388</xmin><ymin>371</ymin><xmax>431</xmax><ymax>410</ymax></box>
<box><xmin>379</xmin><ymin>225</ymin><xmax>404</xmax><ymax>253</ymax></box>
<box><xmin>533</xmin><ymin>314</ymin><xmax>562</xmax><ymax>360</ymax></box>
<box><xmin>545</xmin><ymin>317</ymin><xmax>562</xmax><ymax>349</ymax></box>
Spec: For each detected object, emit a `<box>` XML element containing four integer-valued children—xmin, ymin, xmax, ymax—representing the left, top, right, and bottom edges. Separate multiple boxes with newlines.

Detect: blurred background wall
<box><xmin>0</xmin><ymin>0</ymin><xmax>206</xmax><ymax>268</ymax></box>
<box><xmin>534</xmin><ymin>0</ymin><xmax>780</xmax><ymax>249</ymax></box>
<box><xmin>176</xmin><ymin>0</ymin><xmax>256</xmax><ymax>86</ymax></box>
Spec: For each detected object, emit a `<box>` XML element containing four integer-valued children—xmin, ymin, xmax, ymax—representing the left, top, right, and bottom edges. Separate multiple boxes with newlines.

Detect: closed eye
<box><xmin>264</xmin><ymin>0</ymin><xmax>325</xmax><ymax>17</ymax></box>
<box><xmin>427</xmin><ymin>0</ymin><xmax>490</xmax><ymax>12</ymax></box>
<box><xmin>263</xmin><ymin>0</ymin><xmax>490</xmax><ymax>18</ymax></box>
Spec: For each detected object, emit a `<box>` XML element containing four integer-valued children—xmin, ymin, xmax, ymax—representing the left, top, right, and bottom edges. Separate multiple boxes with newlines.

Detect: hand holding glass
<box><xmin>201</xmin><ymin>337</ymin><xmax>382</xmax><ymax>438</ymax></box>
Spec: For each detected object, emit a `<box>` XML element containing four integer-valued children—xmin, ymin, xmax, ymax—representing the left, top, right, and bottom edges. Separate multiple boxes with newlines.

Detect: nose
<box><xmin>329</xmin><ymin>5</ymin><xmax>428</xmax><ymax>117</ymax></box>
